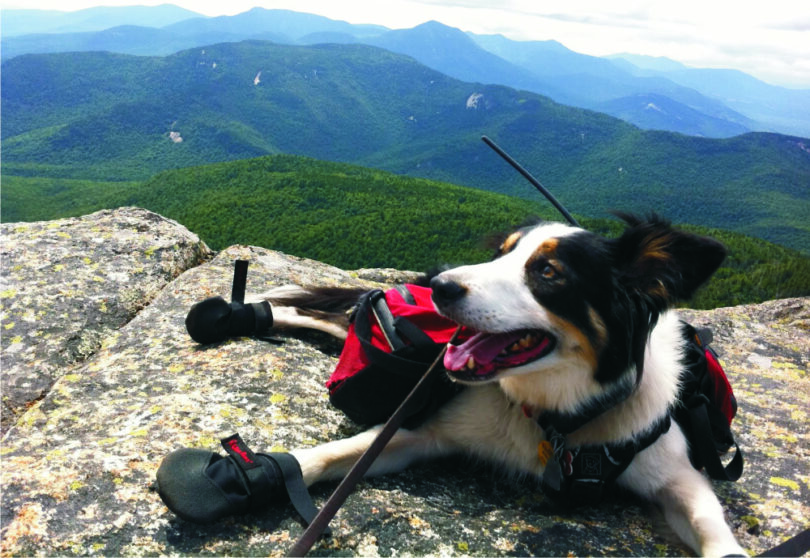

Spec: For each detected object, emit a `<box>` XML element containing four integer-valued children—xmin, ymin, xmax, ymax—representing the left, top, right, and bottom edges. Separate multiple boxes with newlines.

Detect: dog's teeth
<box><xmin>466</xmin><ymin>357</ymin><xmax>476</xmax><ymax>370</ymax></box>
<box><xmin>510</xmin><ymin>343</ymin><xmax>521</xmax><ymax>352</ymax></box>
<box><xmin>520</xmin><ymin>336</ymin><xmax>533</xmax><ymax>348</ymax></box>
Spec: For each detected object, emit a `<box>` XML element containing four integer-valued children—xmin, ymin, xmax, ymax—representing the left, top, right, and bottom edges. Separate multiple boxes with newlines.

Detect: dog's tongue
<box><xmin>444</xmin><ymin>331</ymin><xmax>525</xmax><ymax>372</ymax></box>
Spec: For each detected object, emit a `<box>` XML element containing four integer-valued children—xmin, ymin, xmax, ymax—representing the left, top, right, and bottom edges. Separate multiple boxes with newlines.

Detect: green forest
<box><xmin>3</xmin><ymin>154</ymin><xmax>808</xmax><ymax>310</ymax></box>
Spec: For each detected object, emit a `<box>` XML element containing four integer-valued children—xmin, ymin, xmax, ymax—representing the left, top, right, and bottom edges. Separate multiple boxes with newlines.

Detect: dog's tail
<box><xmin>252</xmin><ymin>285</ymin><xmax>369</xmax><ymax>339</ymax></box>
<box><xmin>261</xmin><ymin>285</ymin><xmax>367</xmax><ymax>313</ymax></box>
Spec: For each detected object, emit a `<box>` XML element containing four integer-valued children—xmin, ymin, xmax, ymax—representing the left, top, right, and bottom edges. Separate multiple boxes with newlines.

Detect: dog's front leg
<box><xmin>655</xmin><ymin>467</ymin><xmax>747</xmax><ymax>557</ymax></box>
<box><xmin>291</xmin><ymin>425</ymin><xmax>451</xmax><ymax>486</ymax></box>
<box><xmin>625</xmin><ymin>429</ymin><xmax>747</xmax><ymax>557</ymax></box>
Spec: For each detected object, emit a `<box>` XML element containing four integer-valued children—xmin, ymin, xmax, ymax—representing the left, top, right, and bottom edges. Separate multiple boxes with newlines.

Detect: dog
<box><xmin>260</xmin><ymin>214</ymin><xmax>747</xmax><ymax>557</ymax></box>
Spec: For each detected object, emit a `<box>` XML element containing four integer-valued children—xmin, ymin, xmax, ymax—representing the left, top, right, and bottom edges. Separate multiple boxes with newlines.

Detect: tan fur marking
<box><xmin>549</xmin><ymin>314</ymin><xmax>599</xmax><ymax>371</ymax></box>
<box><xmin>588</xmin><ymin>305</ymin><xmax>609</xmax><ymax>350</ymax></box>
<box><xmin>640</xmin><ymin>233</ymin><xmax>672</xmax><ymax>263</ymax></box>
<box><xmin>499</xmin><ymin>231</ymin><xmax>523</xmax><ymax>255</ymax></box>
<box><xmin>540</xmin><ymin>237</ymin><xmax>559</xmax><ymax>254</ymax></box>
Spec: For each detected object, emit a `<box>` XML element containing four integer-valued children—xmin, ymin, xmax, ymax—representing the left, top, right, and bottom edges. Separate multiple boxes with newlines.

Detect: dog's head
<box><xmin>431</xmin><ymin>214</ymin><xmax>725</xmax><ymax>398</ymax></box>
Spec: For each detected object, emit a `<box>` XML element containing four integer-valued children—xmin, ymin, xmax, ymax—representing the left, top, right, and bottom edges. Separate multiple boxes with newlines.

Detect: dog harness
<box><xmin>534</xmin><ymin>408</ymin><xmax>672</xmax><ymax>505</ymax></box>
<box><xmin>528</xmin><ymin>324</ymin><xmax>743</xmax><ymax>505</ymax></box>
<box><xmin>525</xmin><ymin>343</ymin><xmax>674</xmax><ymax>505</ymax></box>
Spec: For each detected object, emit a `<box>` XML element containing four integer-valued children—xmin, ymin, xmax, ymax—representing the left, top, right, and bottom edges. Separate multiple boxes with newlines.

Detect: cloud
<box><xmin>538</xmin><ymin>12</ymin><xmax>650</xmax><ymax>30</ymax></box>
<box><xmin>764</xmin><ymin>17</ymin><xmax>810</xmax><ymax>31</ymax></box>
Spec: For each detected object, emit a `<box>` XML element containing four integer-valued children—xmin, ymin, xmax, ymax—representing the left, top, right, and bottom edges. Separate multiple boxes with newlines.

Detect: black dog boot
<box><xmin>185</xmin><ymin>260</ymin><xmax>277</xmax><ymax>344</ymax></box>
<box><xmin>156</xmin><ymin>434</ymin><xmax>325</xmax><ymax>531</ymax></box>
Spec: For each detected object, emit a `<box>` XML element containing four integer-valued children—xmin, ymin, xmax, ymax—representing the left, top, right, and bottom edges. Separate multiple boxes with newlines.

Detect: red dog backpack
<box><xmin>326</xmin><ymin>284</ymin><xmax>469</xmax><ymax>428</ymax></box>
<box><xmin>674</xmin><ymin>325</ymin><xmax>743</xmax><ymax>481</ymax></box>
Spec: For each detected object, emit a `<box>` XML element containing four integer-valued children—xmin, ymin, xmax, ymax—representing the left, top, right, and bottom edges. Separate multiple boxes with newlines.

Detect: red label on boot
<box><xmin>221</xmin><ymin>433</ymin><xmax>261</xmax><ymax>470</ymax></box>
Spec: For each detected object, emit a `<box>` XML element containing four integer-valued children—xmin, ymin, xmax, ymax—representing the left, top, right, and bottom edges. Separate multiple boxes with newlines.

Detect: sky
<box><xmin>3</xmin><ymin>0</ymin><xmax>809</xmax><ymax>88</ymax></box>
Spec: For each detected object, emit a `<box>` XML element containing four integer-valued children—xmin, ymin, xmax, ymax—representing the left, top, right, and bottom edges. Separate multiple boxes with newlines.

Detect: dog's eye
<box><xmin>541</xmin><ymin>264</ymin><xmax>557</xmax><ymax>279</ymax></box>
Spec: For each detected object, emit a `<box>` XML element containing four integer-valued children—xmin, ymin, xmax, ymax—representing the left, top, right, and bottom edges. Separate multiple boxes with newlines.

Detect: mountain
<box><xmin>0</xmin><ymin>8</ymin><xmax>384</xmax><ymax>61</ymax></box>
<box><xmin>609</xmin><ymin>55</ymin><xmax>810</xmax><ymax>139</ymax></box>
<box><xmin>3</xmin><ymin>41</ymin><xmax>809</xmax><ymax>254</ymax></box>
<box><xmin>364</xmin><ymin>21</ymin><xmax>558</xmax><ymax>97</ymax></box>
<box><xmin>607</xmin><ymin>53</ymin><xmax>690</xmax><ymax>73</ymax></box>
<box><xmin>468</xmin><ymin>33</ymin><xmax>760</xmax><ymax>137</ymax></box>
<box><xmin>596</xmin><ymin>93</ymin><xmax>750</xmax><ymax>137</ymax></box>
<box><xmin>0</xmin><ymin>25</ymin><xmax>212</xmax><ymax>59</ymax></box>
<box><xmin>0</xmin><ymin>4</ymin><xmax>202</xmax><ymax>36</ymax></box>
<box><xmin>4</xmin><ymin>7</ymin><xmax>806</xmax><ymax>138</ymax></box>
<box><xmin>4</xmin><ymin>156</ymin><xmax>808</xmax><ymax>309</ymax></box>
<box><xmin>162</xmin><ymin>7</ymin><xmax>386</xmax><ymax>39</ymax></box>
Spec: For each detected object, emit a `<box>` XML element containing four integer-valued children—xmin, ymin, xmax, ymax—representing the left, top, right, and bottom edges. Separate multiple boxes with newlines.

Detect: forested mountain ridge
<box><xmin>4</xmin><ymin>154</ymin><xmax>809</xmax><ymax>310</ymax></box>
<box><xmin>3</xmin><ymin>41</ymin><xmax>809</xmax><ymax>254</ymax></box>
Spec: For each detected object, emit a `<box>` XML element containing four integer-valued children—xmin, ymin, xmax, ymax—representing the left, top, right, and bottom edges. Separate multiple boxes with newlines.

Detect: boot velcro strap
<box><xmin>250</xmin><ymin>301</ymin><xmax>274</xmax><ymax>336</ymax></box>
<box><xmin>220</xmin><ymin>434</ymin><xmax>328</xmax><ymax>534</ymax></box>
<box><xmin>221</xmin><ymin>434</ymin><xmax>279</xmax><ymax>505</ymax></box>
<box><xmin>261</xmin><ymin>452</ymin><xmax>329</xmax><ymax>534</ymax></box>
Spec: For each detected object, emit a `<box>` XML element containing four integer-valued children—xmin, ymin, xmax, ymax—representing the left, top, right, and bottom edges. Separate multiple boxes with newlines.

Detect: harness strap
<box><xmin>394</xmin><ymin>284</ymin><xmax>416</xmax><ymax>305</ymax></box>
<box><xmin>683</xmin><ymin>396</ymin><xmax>743</xmax><ymax>481</ymax></box>
<box><xmin>369</xmin><ymin>290</ymin><xmax>405</xmax><ymax>351</ymax></box>
<box><xmin>536</xmin><ymin>369</ymin><xmax>639</xmax><ymax>436</ymax></box>
<box><xmin>353</xmin><ymin>290</ymin><xmax>440</xmax><ymax>371</ymax></box>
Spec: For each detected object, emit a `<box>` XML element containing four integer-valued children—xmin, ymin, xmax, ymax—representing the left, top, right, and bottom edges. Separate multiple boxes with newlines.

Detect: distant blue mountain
<box><xmin>161</xmin><ymin>8</ymin><xmax>385</xmax><ymax>39</ymax></box>
<box><xmin>472</xmin><ymin>33</ymin><xmax>623</xmax><ymax>80</ymax></box>
<box><xmin>3</xmin><ymin>5</ymin><xmax>807</xmax><ymax>139</ymax></box>
<box><xmin>608</xmin><ymin>55</ymin><xmax>810</xmax><ymax>138</ymax></box>
<box><xmin>468</xmin><ymin>33</ymin><xmax>760</xmax><ymax>136</ymax></box>
<box><xmin>0</xmin><ymin>25</ymin><xmax>213</xmax><ymax>58</ymax></box>
<box><xmin>364</xmin><ymin>22</ymin><xmax>567</xmax><ymax>100</ymax></box>
<box><xmin>596</xmin><ymin>93</ymin><xmax>750</xmax><ymax>137</ymax></box>
<box><xmin>0</xmin><ymin>4</ymin><xmax>202</xmax><ymax>36</ymax></box>
<box><xmin>607</xmin><ymin>53</ymin><xmax>689</xmax><ymax>73</ymax></box>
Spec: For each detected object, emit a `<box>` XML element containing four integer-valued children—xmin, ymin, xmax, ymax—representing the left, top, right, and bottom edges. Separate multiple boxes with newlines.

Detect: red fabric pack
<box><xmin>326</xmin><ymin>284</ymin><xmax>469</xmax><ymax>428</ymax></box>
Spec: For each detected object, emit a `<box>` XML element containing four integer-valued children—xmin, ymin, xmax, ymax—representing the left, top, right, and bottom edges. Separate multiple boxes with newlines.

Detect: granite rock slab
<box><xmin>0</xmin><ymin>208</ymin><xmax>212</xmax><ymax>434</ymax></box>
<box><xmin>1</xmin><ymin>209</ymin><xmax>808</xmax><ymax>557</ymax></box>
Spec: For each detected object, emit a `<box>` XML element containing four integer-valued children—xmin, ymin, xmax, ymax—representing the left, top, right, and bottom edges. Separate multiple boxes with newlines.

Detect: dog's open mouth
<box><xmin>444</xmin><ymin>329</ymin><xmax>556</xmax><ymax>381</ymax></box>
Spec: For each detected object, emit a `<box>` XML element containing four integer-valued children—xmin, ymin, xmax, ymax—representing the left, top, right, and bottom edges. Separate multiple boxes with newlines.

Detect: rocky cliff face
<box><xmin>1</xmin><ymin>208</ymin><xmax>213</xmax><ymax>434</ymax></box>
<box><xmin>1</xmin><ymin>208</ymin><xmax>807</xmax><ymax>557</ymax></box>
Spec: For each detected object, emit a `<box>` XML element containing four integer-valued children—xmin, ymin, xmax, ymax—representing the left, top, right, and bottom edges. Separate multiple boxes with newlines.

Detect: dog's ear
<box><xmin>610</xmin><ymin>213</ymin><xmax>726</xmax><ymax>306</ymax></box>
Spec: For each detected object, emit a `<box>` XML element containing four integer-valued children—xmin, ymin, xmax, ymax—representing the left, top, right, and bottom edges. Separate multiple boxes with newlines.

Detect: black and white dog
<box><xmin>261</xmin><ymin>214</ymin><xmax>746</xmax><ymax>556</ymax></box>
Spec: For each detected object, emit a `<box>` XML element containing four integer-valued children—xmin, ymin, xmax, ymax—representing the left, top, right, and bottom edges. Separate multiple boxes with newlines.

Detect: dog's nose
<box><xmin>430</xmin><ymin>276</ymin><xmax>467</xmax><ymax>304</ymax></box>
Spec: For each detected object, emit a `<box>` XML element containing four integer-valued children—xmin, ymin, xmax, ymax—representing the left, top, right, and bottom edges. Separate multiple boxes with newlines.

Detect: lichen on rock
<box><xmin>1</xmin><ymin>207</ymin><xmax>212</xmax><ymax>434</ymax></box>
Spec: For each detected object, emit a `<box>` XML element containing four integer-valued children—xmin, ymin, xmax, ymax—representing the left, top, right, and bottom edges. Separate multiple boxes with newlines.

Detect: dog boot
<box><xmin>185</xmin><ymin>295</ymin><xmax>274</xmax><ymax>344</ymax></box>
<box><xmin>185</xmin><ymin>260</ymin><xmax>278</xmax><ymax>344</ymax></box>
<box><xmin>156</xmin><ymin>433</ymin><xmax>326</xmax><ymax>531</ymax></box>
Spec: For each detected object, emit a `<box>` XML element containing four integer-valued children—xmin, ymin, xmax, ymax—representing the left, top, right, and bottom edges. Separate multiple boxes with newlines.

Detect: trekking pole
<box><xmin>481</xmin><ymin>136</ymin><xmax>579</xmax><ymax>227</ymax></box>
<box><xmin>287</xmin><ymin>327</ymin><xmax>463</xmax><ymax>557</ymax></box>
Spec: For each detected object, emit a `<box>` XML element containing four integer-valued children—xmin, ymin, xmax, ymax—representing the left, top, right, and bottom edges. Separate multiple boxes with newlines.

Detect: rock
<box><xmin>1</xmin><ymin>208</ymin><xmax>807</xmax><ymax>557</ymax></box>
<box><xmin>0</xmin><ymin>208</ymin><xmax>212</xmax><ymax>434</ymax></box>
